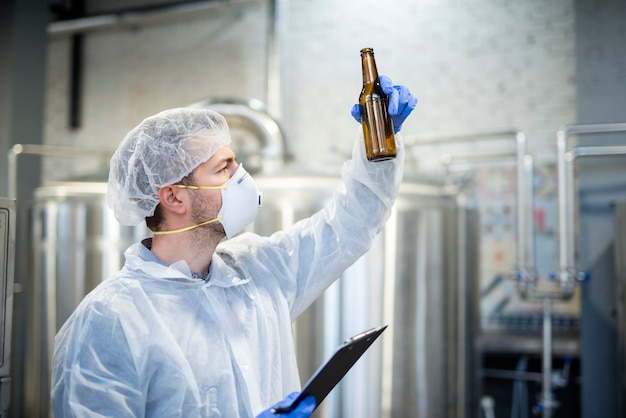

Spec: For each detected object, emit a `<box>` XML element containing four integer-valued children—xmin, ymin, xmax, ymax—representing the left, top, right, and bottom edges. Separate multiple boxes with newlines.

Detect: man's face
<box><xmin>187</xmin><ymin>146</ymin><xmax>238</xmax><ymax>242</ymax></box>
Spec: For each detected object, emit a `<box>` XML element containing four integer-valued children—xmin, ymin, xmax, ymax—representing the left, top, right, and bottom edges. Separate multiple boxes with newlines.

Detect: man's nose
<box><xmin>230</xmin><ymin>162</ymin><xmax>240</xmax><ymax>179</ymax></box>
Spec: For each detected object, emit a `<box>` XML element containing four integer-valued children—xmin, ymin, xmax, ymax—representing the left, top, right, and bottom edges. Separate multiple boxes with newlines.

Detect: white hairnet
<box><xmin>107</xmin><ymin>108</ymin><xmax>231</xmax><ymax>225</ymax></box>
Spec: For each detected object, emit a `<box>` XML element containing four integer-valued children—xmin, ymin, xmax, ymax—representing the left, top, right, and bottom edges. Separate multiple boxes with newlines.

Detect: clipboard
<box><xmin>272</xmin><ymin>325</ymin><xmax>388</xmax><ymax>414</ymax></box>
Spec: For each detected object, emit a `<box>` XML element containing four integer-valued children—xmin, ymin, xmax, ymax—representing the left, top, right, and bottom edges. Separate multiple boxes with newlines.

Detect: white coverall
<box><xmin>51</xmin><ymin>138</ymin><xmax>404</xmax><ymax>417</ymax></box>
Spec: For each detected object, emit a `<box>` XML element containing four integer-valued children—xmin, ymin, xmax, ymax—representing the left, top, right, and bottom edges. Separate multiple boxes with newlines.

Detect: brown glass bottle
<box><xmin>359</xmin><ymin>47</ymin><xmax>396</xmax><ymax>161</ymax></box>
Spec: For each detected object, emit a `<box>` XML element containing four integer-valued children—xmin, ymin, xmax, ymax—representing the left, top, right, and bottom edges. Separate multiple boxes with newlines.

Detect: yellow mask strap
<box><xmin>153</xmin><ymin>183</ymin><xmax>227</xmax><ymax>235</ymax></box>
<box><xmin>152</xmin><ymin>216</ymin><xmax>223</xmax><ymax>236</ymax></box>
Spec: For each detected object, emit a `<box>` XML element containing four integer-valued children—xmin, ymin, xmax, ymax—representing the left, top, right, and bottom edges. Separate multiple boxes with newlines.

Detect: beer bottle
<box><xmin>359</xmin><ymin>47</ymin><xmax>396</xmax><ymax>161</ymax></box>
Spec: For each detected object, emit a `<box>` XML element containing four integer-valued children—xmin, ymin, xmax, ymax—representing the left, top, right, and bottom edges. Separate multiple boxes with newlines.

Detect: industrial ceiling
<box><xmin>49</xmin><ymin>0</ymin><xmax>219</xmax><ymax>21</ymax></box>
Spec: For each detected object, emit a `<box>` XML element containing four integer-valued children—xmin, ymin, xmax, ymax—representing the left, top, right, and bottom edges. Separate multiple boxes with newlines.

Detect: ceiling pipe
<box><xmin>47</xmin><ymin>0</ymin><xmax>260</xmax><ymax>38</ymax></box>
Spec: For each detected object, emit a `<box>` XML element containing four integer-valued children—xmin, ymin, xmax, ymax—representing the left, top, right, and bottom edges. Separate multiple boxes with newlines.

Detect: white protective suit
<box><xmin>51</xmin><ymin>136</ymin><xmax>404</xmax><ymax>417</ymax></box>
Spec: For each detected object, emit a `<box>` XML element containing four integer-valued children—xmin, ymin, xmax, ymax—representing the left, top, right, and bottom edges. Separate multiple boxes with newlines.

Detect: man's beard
<box><xmin>189</xmin><ymin>193</ymin><xmax>225</xmax><ymax>246</ymax></box>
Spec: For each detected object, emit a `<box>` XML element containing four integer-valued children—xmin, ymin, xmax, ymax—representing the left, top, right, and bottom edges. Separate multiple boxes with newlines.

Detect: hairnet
<box><xmin>107</xmin><ymin>108</ymin><xmax>231</xmax><ymax>225</ymax></box>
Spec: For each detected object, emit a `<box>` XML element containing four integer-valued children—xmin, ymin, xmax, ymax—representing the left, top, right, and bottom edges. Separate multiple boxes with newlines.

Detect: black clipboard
<box><xmin>272</xmin><ymin>325</ymin><xmax>388</xmax><ymax>414</ymax></box>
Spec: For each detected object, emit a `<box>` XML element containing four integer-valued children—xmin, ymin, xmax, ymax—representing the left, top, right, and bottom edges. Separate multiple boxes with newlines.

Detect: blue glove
<box><xmin>351</xmin><ymin>75</ymin><xmax>418</xmax><ymax>133</ymax></box>
<box><xmin>256</xmin><ymin>392</ymin><xmax>316</xmax><ymax>417</ymax></box>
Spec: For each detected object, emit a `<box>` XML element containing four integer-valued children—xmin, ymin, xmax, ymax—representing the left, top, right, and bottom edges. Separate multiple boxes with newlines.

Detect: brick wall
<box><xmin>43</xmin><ymin>0</ymin><xmax>576</xmax><ymax>180</ymax></box>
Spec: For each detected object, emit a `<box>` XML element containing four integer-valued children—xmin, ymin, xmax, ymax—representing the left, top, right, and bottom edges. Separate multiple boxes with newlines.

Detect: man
<box><xmin>51</xmin><ymin>76</ymin><xmax>416</xmax><ymax>417</ymax></box>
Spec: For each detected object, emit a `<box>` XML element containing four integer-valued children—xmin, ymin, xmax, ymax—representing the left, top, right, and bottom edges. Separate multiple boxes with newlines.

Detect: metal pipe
<box><xmin>522</xmin><ymin>154</ymin><xmax>535</xmax><ymax>275</ymax></box>
<box><xmin>439</xmin><ymin>151</ymin><xmax>517</xmax><ymax>165</ymax></box>
<box><xmin>515</xmin><ymin>133</ymin><xmax>527</xmax><ymax>275</ymax></box>
<box><xmin>481</xmin><ymin>369</ymin><xmax>542</xmax><ymax>382</ymax></box>
<box><xmin>559</xmin><ymin>122</ymin><xmax>626</xmax><ymax>136</ymax></box>
<box><xmin>556</xmin><ymin>124</ymin><xmax>626</xmax><ymax>293</ymax></box>
<box><xmin>569</xmin><ymin>145</ymin><xmax>626</xmax><ymax>158</ymax></box>
<box><xmin>556</xmin><ymin>131</ymin><xmax>572</xmax><ymax>291</ymax></box>
<box><xmin>514</xmin><ymin>132</ymin><xmax>535</xmax><ymax>280</ymax></box>
<box><xmin>7</xmin><ymin>144</ymin><xmax>113</xmax><ymax>199</ymax></box>
<box><xmin>69</xmin><ymin>33</ymin><xmax>84</xmax><ymax>128</ymax></box>
<box><xmin>187</xmin><ymin>98</ymin><xmax>288</xmax><ymax>172</ymax></box>
<box><xmin>407</xmin><ymin>130</ymin><xmax>533</xmax><ymax>285</ymax></box>
<box><xmin>405</xmin><ymin>129</ymin><xmax>522</xmax><ymax>145</ymax></box>
<box><xmin>562</xmin><ymin>144</ymin><xmax>626</xmax><ymax>289</ymax></box>
<box><xmin>47</xmin><ymin>0</ymin><xmax>259</xmax><ymax>38</ymax></box>
<box><xmin>541</xmin><ymin>298</ymin><xmax>555</xmax><ymax>417</ymax></box>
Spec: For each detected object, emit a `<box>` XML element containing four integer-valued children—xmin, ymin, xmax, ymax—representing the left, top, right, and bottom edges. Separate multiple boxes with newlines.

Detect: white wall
<box><xmin>43</xmin><ymin>0</ymin><xmax>576</xmax><ymax>180</ymax></box>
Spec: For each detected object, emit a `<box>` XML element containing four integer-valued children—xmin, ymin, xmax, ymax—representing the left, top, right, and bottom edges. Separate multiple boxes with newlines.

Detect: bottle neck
<box><xmin>361</xmin><ymin>53</ymin><xmax>379</xmax><ymax>84</ymax></box>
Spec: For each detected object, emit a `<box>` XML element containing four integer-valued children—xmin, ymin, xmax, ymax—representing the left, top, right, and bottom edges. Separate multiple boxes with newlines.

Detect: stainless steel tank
<box><xmin>252</xmin><ymin>173</ymin><xmax>479</xmax><ymax>418</ymax></box>
<box><xmin>21</xmin><ymin>172</ymin><xmax>478</xmax><ymax>418</ymax></box>
<box><xmin>22</xmin><ymin>182</ymin><xmax>148</xmax><ymax>418</ymax></box>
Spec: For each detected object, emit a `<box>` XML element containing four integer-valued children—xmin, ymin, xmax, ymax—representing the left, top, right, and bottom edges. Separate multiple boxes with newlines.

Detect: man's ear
<box><xmin>157</xmin><ymin>186</ymin><xmax>187</xmax><ymax>216</ymax></box>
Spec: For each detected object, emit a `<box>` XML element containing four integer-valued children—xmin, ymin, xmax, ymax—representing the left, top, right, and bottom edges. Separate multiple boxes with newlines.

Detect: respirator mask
<box><xmin>153</xmin><ymin>164</ymin><xmax>262</xmax><ymax>239</ymax></box>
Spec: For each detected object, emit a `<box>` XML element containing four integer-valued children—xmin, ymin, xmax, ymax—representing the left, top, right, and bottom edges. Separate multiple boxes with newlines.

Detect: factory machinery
<box><xmin>406</xmin><ymin>122</ymin><xmax>626</xmax><ymax>418</ymax></box>
<box><xmin>3</xmin><ymin>106</ymin><xmax>626</xmax><ymax>416</ymax></box>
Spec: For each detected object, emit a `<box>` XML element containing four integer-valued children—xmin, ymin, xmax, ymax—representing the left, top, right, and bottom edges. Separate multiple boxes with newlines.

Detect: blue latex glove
<box><xmin>351</xmin><ymin>75</ymin><xmax>418</xmax><ymax>133</ymax></box>
<box><xmin>256</xmin><ymin>392</ymin><xmax>316</xmax><ymax>417</ymax></box>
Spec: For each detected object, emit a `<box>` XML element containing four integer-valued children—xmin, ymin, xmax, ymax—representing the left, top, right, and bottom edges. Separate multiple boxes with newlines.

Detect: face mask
<box><xmin>217</xmin><ymin>164</ymin><xmax>262</xmax><ymax>238</ymax></box>
<box><xmin>153</xmin><ymin>163</ymin><xmax>262</xmax><ymax>238</ymax></box>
